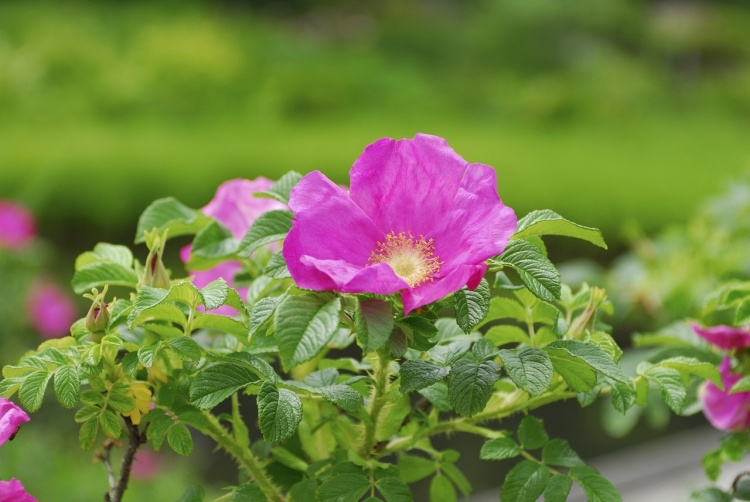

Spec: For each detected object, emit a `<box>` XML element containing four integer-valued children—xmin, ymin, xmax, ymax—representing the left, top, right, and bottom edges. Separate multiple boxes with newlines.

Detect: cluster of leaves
<box><xmin>0</xmin><ymin>171</ymin><xmax>656</xmax><ymax>501</ymax></box>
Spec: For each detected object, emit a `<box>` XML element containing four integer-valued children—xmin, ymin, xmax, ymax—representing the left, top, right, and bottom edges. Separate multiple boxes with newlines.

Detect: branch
<box><xmin>102</xmin><ymin>418</ymin><xmax>147</xmax><ymax>502</ymax></box>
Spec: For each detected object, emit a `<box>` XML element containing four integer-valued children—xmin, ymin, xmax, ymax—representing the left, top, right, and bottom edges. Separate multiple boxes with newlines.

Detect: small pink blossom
<box><xmin>182</xmin><ymin>178</ymin><xmax>286</xmax><ymax>315</ymax></box>
<box><xmin>700</xmin><ymin>357</ymin><xmax>750</xmax><ymax>431</ymax></box>
<box><xmin>691</xmin><ymin>323</ymin><xmax>750</xmax><ymax>350</ymax></box>
<box><xmin>0</xmin><ymin>479</ymin><xmax>37</xmax><ymax>502</ymax></box>
<box><xmin>0</xmin><ymin>398</ymin><xmax>30</xmax><ymax>448</ymax></box>
<box><xmin>26</xmin><ymin>280</ymin><xmax>77</xmax><ymax>339</ymax></box>
<box><xmin>131</xmin><ymin>450</ymin><xmax>161</xmax><ymax>480</ymax></box>
<box><xmin>283</xmin><ymin>134</ymin><xmax>517</xmax><ymax>314</ymax></box>
<box><xmin>0</xmin><ymin>200</ymin><xmax>35</xmax><ymax>250</ymax></box>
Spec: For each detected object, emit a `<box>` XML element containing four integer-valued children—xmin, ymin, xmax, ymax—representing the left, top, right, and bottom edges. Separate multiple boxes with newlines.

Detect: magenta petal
<box><xmin>25</xmin><ymin>281</ymin><xmax>77</xmax><ymax>339</ymax></box>
<box><xmin>401</xmin><ymin>263</ymin><xmax>486</xmax><ymax>315</ymax></box>
<box><xmin>0</xmin><ymin>200</ymin><xmax>35</xmax><ymax>250</ymax></box>
<box><xmin>201</xmin><ymin>178</ymin><xmax>285</xmax><ymax>238</ymax></box>
<box><xmin>0</xmin><ymin>398</ymin><xmax>30</xmax><ymax>448</ymax></box>
<box><xmin>300</xmin><ymin>256</ymin><xmax>408</xmax><ymax>294</ymax></box>
<box><xmin>0</xmin><ymin>479</ymin><xmax>37</xmax><ymax>502</ymax></box>
<box><xmin>349</xmin><ymin>134</ymin><xmax>468</xmax><ymax>236</ymax></box>
<box><xmin>189</xmin><ymin>261</ymin><xmax>246</xmax><ymax>316</ymax></box>
<box><xmin>284</xmin><ymin>171</ymin><xmax>384</xmax><ymax>291</ymax></box>
<box><xmin>691</xmin><ymin>323</ymin><xmax>750</xmax><ymax>350</ymax></box>
<box><xmin>701</xmin><ymin>357</ymin><xmax>750</xmax><ymax>431</ymax></box>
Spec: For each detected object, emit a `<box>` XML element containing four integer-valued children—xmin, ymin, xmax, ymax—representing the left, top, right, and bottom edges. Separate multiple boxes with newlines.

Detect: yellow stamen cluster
<box><xmin>369</xmin><ymin>231</ymin><xmax>442</xmax><ymax>287</ymax></box>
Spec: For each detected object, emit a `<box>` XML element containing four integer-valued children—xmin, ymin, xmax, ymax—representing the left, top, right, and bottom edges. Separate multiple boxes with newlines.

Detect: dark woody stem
<box><xmin>103</xmin><ymin>418</ymin><xmax>147</xmax><ymax>502</ymax></box>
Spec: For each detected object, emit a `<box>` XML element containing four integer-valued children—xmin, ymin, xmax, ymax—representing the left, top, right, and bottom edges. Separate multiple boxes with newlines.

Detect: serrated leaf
<box><xmin>656</xmin><ymin>357</ymin><xmax>723</xmax><ymax>388</ymax></box>
<box><xmin>448</xmin><ymin>359</ymin><xmax>500</xmax><ymax>417</ymax></box>
<box><xmin>138</xmin><ymin>342</ymin><xmax>162</xmax><ymax>368</ymax></box>
<box><xmin>232</xmin><ymin>482</ymin><xmax>268</xmax><ymax>502</ymax></box>
<box><xmin>72</xmin><ymin>263</ymin><xmax>140</xmax><ymax>294</ymax></box>
<box><xmin>108</xmin><ymin>383</ymin><xmax>135</xmax><ymax>413</ymax></box>
<box><xmin>177</xmin><ymin>485</ymin><xmax>205</xmax><ymax>502</ymax></box>
<box><xmin>545</xmin><ymin>340</ymin><xmax>628</xmax><ymax>393</ymax></box>
<box><xmin>238</xmin><ymin>210</ymin><xmax>293</xmax><ymax>257</ymax></box>
<box><xmin>200</xmin><ymin>279</ymin><xmax>230</xmax><ymax>310</ymax></box>
<box><xmin>501</xmin><ymin>460</ymin><xmax>549</xmax><ymax>502</ymax></box>
<box><xmin>75</xmin><ymin>405</ymin><xmax>100</xmax><ymax>423</ymax></box>
<box><xmin>569</xmin><ymin>465</ymin><xmax>622</xmax><ymax>502</ymax></box>
<box><xmin>99</xmin><ymin>409</ymin><xmax>122</xmax><ymax>438</ymax></box>
<box><xmin>249</xmin><ymin>294</ymin><xmax>286</xmax><ymax>339</ymax></box>
<box><xmin>544</xmin><ymin>474</ymin><xmax>573</xmax><ymax>502</ymax></box>
<box><xmin>255</xmin><ymin>171</ymin><xmax>302</xmax><ymax>204</ymax></box>
<box><xmin>190</xmin><ymin>364</ymin><xmax>259</xmax><ymax>409</ymax></box>
<box><xmin>640</xmin><ymin>364</ymin><xmax>687</xmax><ymax>413</ymax></box>
<box><xmin>287</xmin><ymin>370</ymin><xmax>364</xmax><ymax>413</ymax></box>
<box><xmin>168</xmin><ymin>423</ymin><xmax>193</xmax><ymax>456</ymax></box>
<box><xmin>257</xmin><ymin>381</ymin><xmax>302</xmax><ymax>443</ymax></box>
<box><xmin>135</xmin><ymin>197</ymin><xmax>211</xmax><ymax>243</ymax></box>
<box><xmin>485</xmin><ymin>325</ymin><xmax>531</xmax><ymax>346</ymax></box>
<box><xmin>54</xmin><ymin>366</ymin><xmax>81</xmax><ymax>408</ymax></box>
<box><xmin>263</xmin><ymin>252</ymin><xmax>291</xmax><ymax>279</ymax></box>
<box><xmin>480</xmin><ymin>437</ymin><xmax>522</xmax><ymax>460</ymax></box>
<box><xmin>429</xmin><ymin>474</ymin><xmax>457</xmax><ymax>502</ymax></box>
<box><xmin>398</xmin><ymin>454</ymin><xmax>436</xmax><ymax>484</ymax></box>
<box><xmin>317</xmin><ymin>473</ymin><xmax>370</xmax><ymax>502</ymax></box>
<box><xmin>400</xmin><ymin>360</ymin><xmax>451</xmax><ymax>394</ymax></box>
<box><xmin>518</xmin><ymin>415</ymin><xmax>549</xmax><ymax>449</ymax></box>
<box><xmin>499</xmin><ymin>347</ymin><xmax>553</xmax><ymax>396</ymax></box>
<box><xmin>376</xmin><ymin>476</ymin><xmax>413</xmax><ymax>502</ymax></box>
<box><xmin>417</xmin><ymin>382</ymin><xmax>452</xmax><ymax>412</ymax></box>
<box><xmin>275</xmin><ymin>294</ymin><xmax>341</xmax><ymax>371</ymax></box>
<box><xmin>192</xmin><ymin>314</ymin><xmax>248</xmax><ymax>340</ymax></box>
<box><xmin>493</xmin><ymin>240</ymin><xmax>561</xmax><ymax>301</ymax></box>
<box><xmin>454</xmin><ymin>279</ymin><xmax>491</xmax><ymax>333</ymax></box>
<box><xmin>167</xmin><ymin>337</ymin><xmax>203</xmax><ymax>362</ymax></box>
<box><xmin>79</xmin><ymin>417</ymin><xmax>99</xmax><ymax>449</ymax></box>
<box><xmin>145</xmin><ymin>411</ymin><xmax>173</xmax><ymax>450</ymax></box>
<box><xmin>441</xmin><ymin>462</ymin><xmax>471</xmax><ymax>497</ymax></box>
<box><xmin>355</xmin><ymin>298</ymin><xmax>394</xmax><ymax>353</ymax></box>
<box><xmin>479</xmin><ymin>297</ymin><xmax>527</xmax><ymax>327</ymax></box>
<box><xmin>187</xmin><ymin>221</ymin><xmax>239</xmax><ymax>270</ymax></box>
<box><xmin>611</xmin><ymin>380</ymin><xmax>637</xmax><ymax>414</ymax></box>
<box><xmin>513</xmin><ymin>209</ymin><xmax>607</xmax><ymax>249</ymax></box>
<box><xmin>19</xmin><ymin>370</ymin><xmax>51</xmax><ymax>412</ymax></box>
<box><xmin>542</xmin><ymin>439</ymin><xmax>584</xmax><ymax>467</ymax></box>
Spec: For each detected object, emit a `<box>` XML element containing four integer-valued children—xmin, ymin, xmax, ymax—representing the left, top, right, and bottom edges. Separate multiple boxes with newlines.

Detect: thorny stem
<box><xmin>103</xmin><ymin>418</ymin><xmax>147</xmax><ymax>502</ymax></box>
<box><xmin>198</xmin><ymin>411</ymin><xmax>284</xmax><ymax>502</ymax></box>
<box><xmin>359</xmin><ymin>351</ymin><xmax>390</xmax><ymax>458</ymax></box>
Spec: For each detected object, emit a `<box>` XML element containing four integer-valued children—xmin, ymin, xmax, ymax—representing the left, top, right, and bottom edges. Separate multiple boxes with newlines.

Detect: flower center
<box><xmin>369</xmin><ymin>231</ymin><xmax>442</xmax><ymax>287</ymax></box>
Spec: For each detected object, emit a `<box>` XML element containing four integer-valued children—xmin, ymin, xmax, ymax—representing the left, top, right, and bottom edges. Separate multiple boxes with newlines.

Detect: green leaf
<box><xmin>400</xmin><ymin>360</ymin><xmax>451</xmax><ymax>394</ymax></box>
<box><xmin>472</xmin><ymin>338</ymin><xmax>499</xmax><ymax>361</ymax></box>
<box><xmin>610</xmin><ymin>381</ymin><xmax>637</xmax><ymax>414</ymax></box>
<box><xmin>145</xmin><ymin>411</ymin><xmax>173</xmax><ymax>450</ymax></box>
<box><xmin>275</xmin><ymin>294</ymin><xmax>342</xmax><ymax>371</ymax></box>
<box><xmin>72</xmin><ymin>262</ymin><xmax>140</xmax><ymax>294</ymax></box>
<box><xmin>138</xmin><ymin>342</ymin><xmax>162</xmax><ymax>368</ymax></box>
<box><xmin>480</xmin><ymin>297</ymin><xmax>527</xmax><ymax>326</ymax></box>
<box><xmin>78</xmin><ymin>417</ymin><xmax>99</xmax><ymax>449</ymax></box>
<box><xmin>249</xmin><ymin>294</ymin><xmax>286</xmax><ymax>338</ymax></box>
<box><xmin>545</xmin><ymin>340</ymin><xmax>628</xmax><ymax>392</ymax></box>
<box><xmin>75</xmin><ymin>243</ymin><xmax>134</xmax><ymax>269</ymax></box>
<box><xmin>108</xmin><ymin>383</ymin><xmax>135</xmax><ymax>413</ymax></box>
<box><xmin>75</xmin><ymin>405</ymin><xmax>100</xmax><ymax>423</ymax></box>
<box><xmin>734</xmin><ymin>473</ymin><xmax>750</xmax><ymax>501</ymax></box>
<box><xmin>355</xmin><ymin>298</ymin><xmax>394</xmax><ymax>353</ymax></box>
<box><xmin>187</xmin><ymin>221</ymin><xmax>239</xmax><ymax>270</ymax></box>
<box><xmin>501</xmin><ymin>460</ymin><xmax>549</xmax><ymax>502</ymax></box>
<box><xmin>263</xmin><ymin>252</ymin><xmax>291</xmax><ymax>279</ymax></box>
<box><xmin>238</xmin><ymin>210</ymin><xmax>294</xmax><ymax>257</ymax></box>
<box><xmin>254</xmin><ymin>171</ymin><xmax>302</xmax><ymax>204</ymax></box>
<box><xmin>287</xmin><ymin>370</ymin><xmax>364</xmax><ymax>413</ymax></box>
<box><xmin>690</xmin><ymin>488</ymin><xmax>733</xmax><ymax>502</ymax></box>
<box><xmin>492</xmin><ymin>240</ymin><xmax>561</xmax><ymax>301</ymax></box>
<box><xmin>544</xmin><ymin>474</ymin><xmax>573</xmax><ymax>502</ymax></box>
<box><xmin>192</xmin><ymin>314</ymin><xmax>248</xmax><ymax>340</ymax></box>
<box><xmin>398</xmin><ymin>454</ymin><xmax>436</xmax><ymax>483</ymax></box>
<box><xmin>448</xmin><ymin>359</ymin><xmax>500</xmax><ymax>418</ymax></box>
<box><xmin>518</xmin><ymin>415</ymin><xmax>549</xmax><ymax>449</ymax></box>
<box><xmin>257</xmin><ymin>381</ymin><xmax>303</xmax><ymax>443</ymax></box>
<box><xmin>656</xmin><ymin>357</ymin><xmax>723</xmax><ymax>388</ymax></box>
<box><xmin>542</xmin><ymin>439</ymin><xmax>584</xmax><ymax>467</ymax></box>
<box><xmin>177</xmin><ymin>485</ymin><xmax>205</xmax><ymax>502</ymax></box>
<box><xmin>569</xmin><ymin>465</ymin><xmax>622</xmax><ymax>502</ymax></box>
<box><xmin>639</xmin><ymin>364</ymin><xmax>687</xmax><ymax>413</ymax></box>
<box><xmin>19</xmin><ymin>370</ymin><xmax>51</xmax><ymax>412</ymax></box>
<box><xmin>200</xmin><ymin>279</ymin><xmax>230</xmax><ymax>310</ymax></box>
<box><xmin>376</xmin><ymin>476</ymin><xmax>413</xmax><ymax>502</ymax></box>
<box><xmin>167</xmin><ymin>337</ymin><xmax>203</xmax><ymax>362</ymax></box>
<box><xmin>417</xmin><ymin>382</ymin><xmax>452</xmax><ymax>412</ymax></box>
<box><xmin>440</xmin><ymin>462</ymin><xmax>471</xmax><ymax>497</ymax></box>
<box><xmin>99</xmin><ymin>409</ymin><xmax>122</xmax><ymax>438</ymax></box>
<box><xmin>454</xmin><ymin>279</ymin><xmax>491</xmax><ymax>334</ymax></box>
<box><xmin>499</xmin><ymin>348</ymin><xmax>553</xmax><ymax>396</ymax></box>
<box><xmin>54</xmin><ymin>366</ymin><xmax>81</xmax><ymax>408</ymax></box>
<box><xmin>231</xmin><ymin>483</ymin><xmax>268</xmax><ymax>502</ymax></box>
<box><xmin>513</xmin><ymin>210</ymin><xmax>607</xmax><ymax>249</ymax></box>
<box><xmin>135</xmin><ymin>197</ymin><xmax>211</xmax><ymax>243</ymax></box>
<box><xmin>485</xmin><ymin>325</ymin><xmax>531</xmax><ymax>346</ymax></box>
<box><xmin>480</xmin><ymin>437</ymin><xmax>522</xmax><ymax>460</ymax></box>
<box><xmin>317</xmin><ymin>473</ymin><xmax>370</xmax><ymax>502</ymax></box>
<box><xmin>430</xmin><ymin>474</ymin><xmax>457</xmax><ymax>502</ymax></box>
<box><xmin>190</xmin><ymin>364</ymin><xmax>259</xmax><ymax>409</ymax></box>
<box><xmin>289</xmin><ymin>480</ymin><xmax>318</xmax><ymax>502</ymax></box>
<box><xmin>168</xmin><ymin>423</ymin><xmax>194</xmax><ymax>456</ymax></box>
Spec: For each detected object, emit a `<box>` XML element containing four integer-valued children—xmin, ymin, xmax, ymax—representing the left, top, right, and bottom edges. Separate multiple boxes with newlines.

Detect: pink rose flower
<box><xmin>700</xmin><ymin>357</ymin><xmax>750</xmax><ymax>431</ymax></box>
<box><xmin>0</xmin><ymin>479</ymin><xmax>37</xmax><ymax>502</ymax></box>
<box><xmin>0</xmin><ymin>200</ymin><xmax>35</xmax><ymax>250</ymax></box>
<box><xmin>691</xmin><ymin>323</ymin><xmax>750</xmax><ymax>350</ymax></box>
<box><xmin>283</xmin><ymin>133</ymin><xmax>517</xmax><ymax>315</ymax></box>
<box><xmin>131</xmin><ymin>450</ymin><xmax>161</xmax><ymax>480</ymax></box>
<box><xmin>25</xmin><ymin>280</ymin><xmax>77</xmax><ymax>339</ymax></box>
<box><xmin>182</xmin><ymin>178</ymin><xmax>286</xmax><ymax>315</ymax></box>
<box><xmin>0</xmin><ymin>398</ymin><xmax>30</xmax><ymax>448</ymax></box>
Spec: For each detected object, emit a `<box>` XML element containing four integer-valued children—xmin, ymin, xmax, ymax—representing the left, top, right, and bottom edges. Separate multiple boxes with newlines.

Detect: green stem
<box><xmin>198</xmin><ymin>412</ymin><xmax>284</xmax><ymax>502</ymax></box>
<box><xmin>207</xmin><ymin>495</ymin><xmax>232</xmax><ymax>502</ymax></box>
<box><xmin>359</xmin><ymin>352</ymin><xmax>390</xmax><ymax>458</ymax></box>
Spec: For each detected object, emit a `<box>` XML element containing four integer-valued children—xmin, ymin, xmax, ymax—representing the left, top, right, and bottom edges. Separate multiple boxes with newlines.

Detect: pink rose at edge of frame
<box><xmin>25</xmin><ymin>280</ymin><xmax>77</xmax><ymax>339</ymax></box>
<box><xmin>700</xmin><ymin>356</ymin><xmax>750</xmax><ymax>431</ymax></box>
<box><xmin>0</xmin><ymin>479</ymin><xmax>37</xmax><ymax>502</ymax></box>
<box><xmin>282</xmin><ymin>133</ymin><xmax>517</xmax><ymax>315</ymax></box>
<box><xmin>0</xmin><ymin>200</ymin><xmax>35</xmax><ymax>251</ymax></box>
<box><xmin>691</xmin><ymin>322</ymin><xmax>750</xmax><ymax>351</ymax></box>
<box><xmin>0</xmin><ymin>398</ymin><xmax>30</xmax><ymax>448</ymax></box>
<box><xmin>181</xmin><ymin>178</ymin><xmax>286</xmax><ymax>315</ymax></box>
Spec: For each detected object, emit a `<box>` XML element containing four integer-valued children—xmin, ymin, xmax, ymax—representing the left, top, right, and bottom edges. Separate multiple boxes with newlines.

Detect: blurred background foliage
<box><xmin>2</xmin><ymin>0</ymin><xmax>750</xmax><ymax>499</ymax></box>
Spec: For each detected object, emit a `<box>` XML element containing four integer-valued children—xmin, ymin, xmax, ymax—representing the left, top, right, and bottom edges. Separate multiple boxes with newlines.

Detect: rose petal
<box><xmin>691</xmin><ymin>323</ymin><xmax>750</xmax><ymax>350</ymax></box>
<box><xmin>701</xmin><ymin>357</ymin><xmax>750</xmax><ymax>431</ymax></box>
